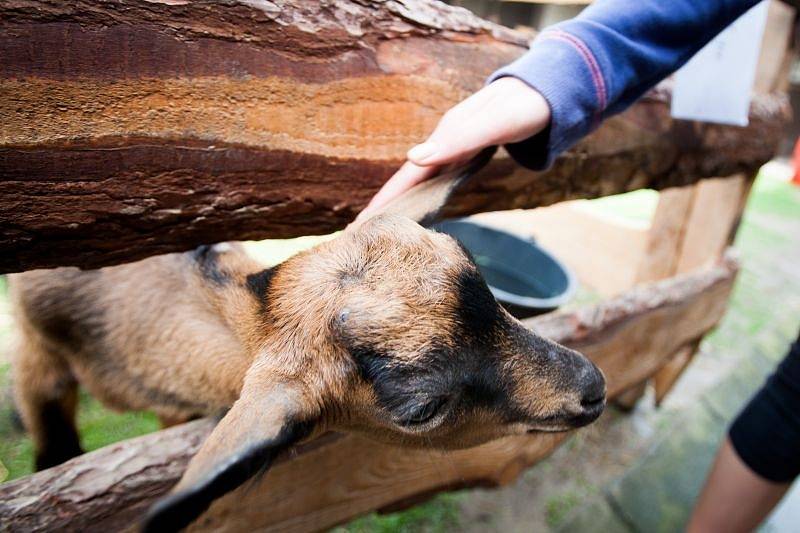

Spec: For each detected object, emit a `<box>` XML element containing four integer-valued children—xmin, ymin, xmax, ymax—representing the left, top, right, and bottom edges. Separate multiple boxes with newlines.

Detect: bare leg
<box><xmin>687</xmin><ymin>437</ymin><xmax>790</xmax><ymax>533</ymax></box>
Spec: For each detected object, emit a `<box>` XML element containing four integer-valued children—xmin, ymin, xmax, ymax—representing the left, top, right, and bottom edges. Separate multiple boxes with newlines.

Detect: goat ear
<box><xmin>376</xmin><ymin>146</ymin><xmax>497</xmax><ymax>227</ymax></box>
<box><xmin>141</xmin><ymin>376</ymin><xmax>317</xmax><ymax>532</ymax></box>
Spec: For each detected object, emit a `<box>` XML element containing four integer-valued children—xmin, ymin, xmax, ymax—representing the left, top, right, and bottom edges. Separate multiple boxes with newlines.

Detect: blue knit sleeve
<box><xmin>489</xmin><ymin>0</ymin><xmax>763</xmax><ymax>169</ymax></box>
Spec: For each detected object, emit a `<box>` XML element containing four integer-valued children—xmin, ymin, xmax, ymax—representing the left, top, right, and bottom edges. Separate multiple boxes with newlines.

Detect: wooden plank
<box><xmin>632</xmin><ymin>175</ymin><xmax>744</xmax><ymax>404</ymax></box>
<box><xmin>647</xmin><ymin>174</ymin><xmax>747</xmax><ymax>402</ymax></box>
<box><xmin>0</xmin><ymin>1</ymin><xmax>790</xmax><ymax>274</ymax></box>
<box><xmin>675</xmin><ymin>175</ymin><xmax>745</xmax><ymax>274</ymax></box>
<box><xmin>548</xmin><ymin>255</ymin><xmax>737</xmax><ymax>397</ymax></box>
<box><xmin>726</xmin><ymin>171</ymin><xmax>759</xmax><ymax>245</ymax></box>
<box><xmin>635</xmin><ymin>186</ymin><xmax>696</xmax><ymax>284</ymax></box>
<box><xmin>0</xmin><ymin>253</ymin><xmax>738</xmax><ymax>533</ymax></box>
<box><xmin>612</xmin><ymin>185</ymin><xmax>695</xmax><ymax>409</ymax></box>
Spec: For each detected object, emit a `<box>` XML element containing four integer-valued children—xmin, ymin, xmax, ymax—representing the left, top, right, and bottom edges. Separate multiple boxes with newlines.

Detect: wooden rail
<box><xmin>0</xmin><ymin>0</ymin><xmax>789</xmax><ymax>274</ymax></box>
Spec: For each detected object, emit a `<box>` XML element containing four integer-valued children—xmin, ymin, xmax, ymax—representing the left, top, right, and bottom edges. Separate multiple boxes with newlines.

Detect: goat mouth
<box><xmin>525</xmin><ymin>399</ymin><xmax>606</xmax><ymax>434</ymax></box>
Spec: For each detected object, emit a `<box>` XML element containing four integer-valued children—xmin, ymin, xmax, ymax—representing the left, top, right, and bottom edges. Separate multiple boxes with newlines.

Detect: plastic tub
<box><xmin>434</xmin><ymin>219</ymin><xmax>576</xmax><ymax>318</ymax></box>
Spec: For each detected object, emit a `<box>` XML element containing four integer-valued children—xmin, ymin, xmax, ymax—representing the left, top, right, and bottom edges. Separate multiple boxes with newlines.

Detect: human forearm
<box><xmin>491</xmin><ymin>0</ymin><xmax>762</xmax><ymax>169</ymax></box>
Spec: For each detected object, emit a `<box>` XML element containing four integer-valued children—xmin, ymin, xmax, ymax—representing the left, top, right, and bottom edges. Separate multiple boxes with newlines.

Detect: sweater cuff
<box><xmin>488</xmin><ymin>30</ymin><xmax>608</xmax><ymax>170</ymax></box>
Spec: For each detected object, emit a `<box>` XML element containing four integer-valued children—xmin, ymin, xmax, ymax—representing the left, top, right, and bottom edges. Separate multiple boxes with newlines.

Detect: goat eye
<box><xmin>338</xmin><ymin>309</ymin><xmax>350</xmax><ymax>323</ymax></box>
<box><xmin>398</xmin><ymin>397</ymin><xmax>446</xmax><ymax>426</ymax></box>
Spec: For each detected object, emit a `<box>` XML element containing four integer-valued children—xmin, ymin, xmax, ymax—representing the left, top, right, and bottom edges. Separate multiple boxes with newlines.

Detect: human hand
<box><xmin>357</xmin><ymin>77</ymin><xmax>551</xmax><ymax>220</ymax></box>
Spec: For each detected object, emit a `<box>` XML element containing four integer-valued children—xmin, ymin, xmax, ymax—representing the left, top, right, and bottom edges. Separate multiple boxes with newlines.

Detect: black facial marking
<box><xmin>245</xmin><ymin>264</ymin><xmax>280</xmax><ymax>313</ymax></box>
<box><xmin>350</xmin><ymin>344</ymin><xmax>450</xmax><ymax>424</ymax></box>
<box><xmin>141</xmin><ymin>419</ymin><xmax>312</xmax><ymax>533</ymax></box>
<box><xmin>344</xmin><ymin>264</ymin><xmax>515</xmax><ymax>428</ymax></box>
<box><xmin>462</xmin><ymin>360</ymin><xmax>528</xmax><ymax>423</ymax></box>
<box><xmin>34</xmin><ymin>400</ymin><xmax>84</xmax><ymax>471</ymax></box>
<box><xmin>192</xmin><ymin>244</ymin><xmax>230</xmax><ymax>286</ymax></box>
<box><xmin>351</xmin><ymin>338</ymin><xmax>530</xmax><ymax>428</ymax></box>
<box><xmin>453</xmin><ymin>238</ymin><xmax>478</xmax><ymax>265</ymax></box>
<box><xmin>462</xmin><ymin>364</ymin><xmax>504</xmax><ymax>409</ymax></box>
<box><xmin>350</xmin><ymin>345</ymin><xmax>394</xmax><ymax>393</ymax></box>
<box><xmin>455</xmin><ymin>268</ymin><xmax>502</xmax><ymax>340</ymax></box>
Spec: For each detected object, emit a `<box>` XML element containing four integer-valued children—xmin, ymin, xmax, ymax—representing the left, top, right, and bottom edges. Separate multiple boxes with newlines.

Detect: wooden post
<box><xmin>642</xmin><ymin>174</ymin><xmax>749</xmax><ymax>406</ymax></box>
<box><xmin>614</xmin><ymin>169</ymin><xmax>747</xmax><ymax>410</ymax></box>
<box><xmin>674</xmin><ymin>176</ymin><xmax>746</xmax><ymax>274</ymax></box>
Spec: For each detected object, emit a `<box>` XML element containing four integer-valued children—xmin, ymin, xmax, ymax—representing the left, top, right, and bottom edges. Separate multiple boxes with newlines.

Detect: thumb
<box><xmin>407</xmin><ymin>110</ymin><xmax>498</xmax><ymax>168</ymax></box>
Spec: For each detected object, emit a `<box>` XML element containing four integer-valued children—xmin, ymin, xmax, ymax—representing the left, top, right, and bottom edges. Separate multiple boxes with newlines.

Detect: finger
<box><xmin>408</xmin><ymin>84</ymin><xmax>517</xmax><ymax>167</ymax></box>
<box><xmin>408</xmin><ymin>108</ymin><xmax>501</xmax><ymax>168</ymax></box>
<box><xmin>402</xmin><ymin>81</ymin><xmax>503</xmax><ymax>166</ymax></box>
<box><xmin>408</xmin><ymin>79</ymin><xmax>550</xmax><ymax>167</ymax></box>
<box><xmin>356</xmin><ymin>161</ymin><xmax>440</xmax><ymax>221</ymax></box>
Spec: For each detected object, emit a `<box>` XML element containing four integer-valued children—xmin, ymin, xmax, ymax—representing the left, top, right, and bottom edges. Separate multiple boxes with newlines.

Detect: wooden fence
<box><xmin>0</xmin><ymin>0</ymin><xmax>793</xmax><ymax>531</ymax></box>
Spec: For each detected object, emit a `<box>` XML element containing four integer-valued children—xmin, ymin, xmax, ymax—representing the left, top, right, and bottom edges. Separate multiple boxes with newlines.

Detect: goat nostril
<box><xmin>579</xmin><ymin>368</ymin><xmax>606</xmax><ymax>407</ymax></box>
<box><xmin>581</xmin><ymin>391</ymin><xmax>605</xmax><ymax>407</ymax></box>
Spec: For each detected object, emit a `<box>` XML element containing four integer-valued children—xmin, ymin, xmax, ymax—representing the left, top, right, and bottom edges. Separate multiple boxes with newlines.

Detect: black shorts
<box><xmin>729</xmin><ymin>329</ymin><xmax>800</xmax><ymax>483</ymax></box>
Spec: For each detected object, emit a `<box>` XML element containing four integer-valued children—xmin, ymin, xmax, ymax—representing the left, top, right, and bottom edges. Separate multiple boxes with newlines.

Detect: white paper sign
<box><xmin>671</xmin><ymin>1</ymin><xmax>769</xmax><ymax>126</ymax></box>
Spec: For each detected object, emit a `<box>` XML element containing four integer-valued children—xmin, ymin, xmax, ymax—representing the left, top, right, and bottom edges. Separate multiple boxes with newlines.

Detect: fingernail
<box><xmin>408</xmin><ymin>142</ymin><xmax>438</xmax><ymax>163</ymax></box>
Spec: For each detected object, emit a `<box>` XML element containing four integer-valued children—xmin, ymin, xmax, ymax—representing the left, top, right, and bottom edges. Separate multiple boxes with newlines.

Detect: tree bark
<box><xmin>0</xmin><ymin>0</ymin><xmax>789</xmax><ymax>274</ymax></box>
<box><xmin>0</xmin><ymin>254</ymin><xmax>738</xmax><ymax>532</ymax></box>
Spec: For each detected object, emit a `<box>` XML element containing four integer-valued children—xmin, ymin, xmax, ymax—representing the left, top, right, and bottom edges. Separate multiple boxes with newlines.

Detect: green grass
<box><xmin>746</xmin><ymin>165</ymin><xmax>800</xmax><ymax>218</ymax></box>
<box><xmin>335</xmin><ymin>493</ymin><xmax>463</xmax><ymax>533</ymax></box>
<box><xmin>0</xmin><ymin>375</ymin><xmax>159</xmax><ymax>481</ymax></box>
<box><xmin>545</xmin><ymin>489</ymin><xmax>584</xmax><ymax>529</ymax></box>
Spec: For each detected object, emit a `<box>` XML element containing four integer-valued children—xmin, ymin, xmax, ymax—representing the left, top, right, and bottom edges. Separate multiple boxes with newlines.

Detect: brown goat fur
<box><xmin>9</xmin><ymin>154</ymin><xmax>605</xmax><ymax>530</ymax></box>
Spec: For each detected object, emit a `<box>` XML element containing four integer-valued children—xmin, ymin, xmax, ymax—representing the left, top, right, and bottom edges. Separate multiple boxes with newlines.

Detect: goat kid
<box><xmin>9</xmin><ymin>150</ymin><xmax>605</xmax><ymax>531</ymax></box>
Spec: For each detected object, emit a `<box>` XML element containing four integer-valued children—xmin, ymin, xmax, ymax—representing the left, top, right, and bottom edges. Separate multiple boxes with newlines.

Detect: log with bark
<box><xmin>0</xmin><ymin>253</ymin><xmax>738</xmax><ymax>532</ymax></box>
<box><xmin>0</xmin><ymin>0</ymin><xmax>789</xmax><ymax>274</ymax></box>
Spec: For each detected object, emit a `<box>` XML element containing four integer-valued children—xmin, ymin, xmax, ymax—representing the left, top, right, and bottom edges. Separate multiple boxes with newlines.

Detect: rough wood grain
<box><xmin>0</xmin><ymin>418</ymin><xmax>216</xmax><ymax>533</ymax></box>
<box><xmin>617</xmin><ymin>175</ymin><xmax>745</xmax><ymax>409</ymax></box>
<box><xmin>675</xmin><ymin>176</ymin><xmax>745</xmax><ymax>274</ymax></box>
<box><xmin>0</xmin><ymin>0</ymin><xmax>789</xmax><ymax>274</ymax></box>
<box><xmin>0</xmin><ymin>254</ymin><xmax>738</xmax><ymax>533</ymax></box>
<box><xmin>635</xmin><ymin>186</ymin><xmax>696</xmax><ymax>285</ymax></box>
<box><xmin>612</xmin><ymin>184</ymin><xmax>698</xmax><ymax>409</ymax></box>
<box><xmin>531</xmin><ymin>254</ymin><xmax>737</xmax><ymax>398</ymax></box>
